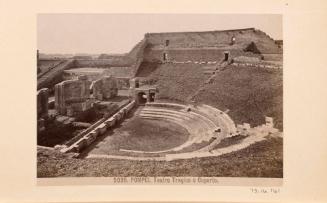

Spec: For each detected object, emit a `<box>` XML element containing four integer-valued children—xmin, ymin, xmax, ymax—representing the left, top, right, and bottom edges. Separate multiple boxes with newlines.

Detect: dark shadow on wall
<box><xmin>244</xmin><ymin>42</ymin><xmax>261</xmax><ymax>54</ymax></box>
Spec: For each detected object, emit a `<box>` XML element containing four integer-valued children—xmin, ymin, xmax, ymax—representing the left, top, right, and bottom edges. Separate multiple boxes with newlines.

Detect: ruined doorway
<box><xmin>137</xmin><ymin>92</ymin><xmax>147</xmax><ymax>105</ymax></box>
<box><xmin>163</xmin><ymin>53</ymin><xmax>168</xmax><ymax>61</ymax></box>
<box><xmin>149</xmin><ymin>92</ymin><xmax>155</xmax><ymax>102</ymax></box>
<box><xmin>224</xmin><ymin>52</ymin><xmax>229</xmax><ymax>61</ymax></box>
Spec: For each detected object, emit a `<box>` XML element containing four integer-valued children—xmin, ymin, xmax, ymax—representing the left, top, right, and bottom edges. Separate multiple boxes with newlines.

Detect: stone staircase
<box><xmin>187</xmin><ymin>61</ymin><xmax>229</xmax><ymax>102</ymax></box>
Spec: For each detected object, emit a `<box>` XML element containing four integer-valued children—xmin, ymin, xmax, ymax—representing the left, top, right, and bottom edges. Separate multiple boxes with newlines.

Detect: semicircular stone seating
<box><xmin>137</xmin><ymin>102</ymin><xmax>237</xmax><ymax>154</ymax></box>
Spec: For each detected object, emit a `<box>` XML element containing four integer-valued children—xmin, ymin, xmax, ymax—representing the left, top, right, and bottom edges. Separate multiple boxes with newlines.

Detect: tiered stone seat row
<box><xmin>138</xmin><ymin>102</ymin><xmax>236</xmax><ymax>153</ymax></box>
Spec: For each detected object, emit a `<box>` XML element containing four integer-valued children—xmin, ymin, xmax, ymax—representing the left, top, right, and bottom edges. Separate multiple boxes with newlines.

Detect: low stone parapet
<box><xmin>59</xmin><ymin>100</ymin><xmax>136</xmax><ymax>153</ymax></box>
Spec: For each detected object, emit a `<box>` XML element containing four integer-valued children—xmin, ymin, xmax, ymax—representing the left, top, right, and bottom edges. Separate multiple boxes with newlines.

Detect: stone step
<box><xmin>140</xmin><ymin>109</ymin><xmax>217</xmax><ymax>134</ymax></box>
<box><xmin>194</xmin><ymin>105</ymin><xmax>237</xmax><ymax>136</ymax></box>
<box><xmin>139</xmin><ymin>113</ymin><xmax>213</xmax><ymax>143</ymax></box>
<box><xmin>141</xmin><ymin>108</ymin><xmax>196</xmax><ymax>120</ymax></box>
<box><xmin>141</xmin><ymin>107</ymin><xmax>218</xmax><ymax>128</ymax></box>
<box><xmin>139</xmin><ymin>113</ymin><xmax>206</xmax><ymax>134</ymax></box>
<box><xmin>143</xmin><ymin>105</ymin><xmax>224</xmax><ymax>133</ymax></box>
<box><xmin>145</xmin><ymin>102</ymin><xmax>186</xmax><ymax>110</ymax></box>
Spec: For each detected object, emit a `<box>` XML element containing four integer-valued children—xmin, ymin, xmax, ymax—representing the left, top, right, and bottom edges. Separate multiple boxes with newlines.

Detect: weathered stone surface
<box><xmin>37</xmin><ymin>88</ymin><xmax>49</xmax><ymax>118</ymax></box>
<box><xmin>97</xmin><ymin>123</ymin><xmax>107</xmax><ymax>135</ymax></box>
<box><xmin>55</xmin><ymin>76</ymin><xmax>92</xmax><ymax>116</ymax></box>
<box><xmin>92</xmin><ymin>76</ymin><xmax>118</xmax><ymax>100</ymax></box>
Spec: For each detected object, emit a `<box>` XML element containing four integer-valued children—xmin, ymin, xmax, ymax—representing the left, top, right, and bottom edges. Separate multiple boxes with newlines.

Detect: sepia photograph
<box><xmin>1</xmin><ymin>0</ymin><xmax>327</xmax><ymax>202</ymax></box>
<box><xmin>37</xmin><ymin>14</ymin><xmax>283</xmax><ymax>181</ymax></box>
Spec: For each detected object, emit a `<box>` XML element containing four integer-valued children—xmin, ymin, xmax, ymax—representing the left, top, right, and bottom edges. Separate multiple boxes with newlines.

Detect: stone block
<box><xmin>114</xmin><ymin>113</ymin><xmax>122</xmax><ymax>121</ymax></box>
<box><xmin>119</xmin><ymin>109</ymin><xmax>126</xmax><ymax>117</ymax></box>
<box><xmin>55</xmin><ymin>76</ymin><xmax>92</xmax><ymax>116</ymax></box>
<box><xmin>97</xmin><ymin>123</ymin><xmax>107</xmax><ymax>135</ymax></box>
<box><xmin>93</xmin><ymin>76</ymin><xmax>118</xmax><ymax>101</ymax></box>
<box><xmin>85</xmin><ymin>135</ymin><xmax>96</xmax><ymax>146</ymax></box>
<box><xmin>37</xmin><ymin>88</ymin><xmax>49</xmax><ymax>118</ymax></box>
<box><xmin>88</xmin><ymin>130</ymin><xmax>98</xmax><ymax>138</ymax></box>
<box><xmin>75</xmin><ymin>139</ymin><xmax>87</xmax><ymax>152</ymax></box>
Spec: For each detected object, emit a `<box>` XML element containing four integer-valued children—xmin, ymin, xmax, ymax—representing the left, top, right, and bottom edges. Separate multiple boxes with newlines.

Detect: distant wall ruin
<box><xmin>55</xmin><ymin>76</ymin><xmax>93</xmax><ymax>116</ymax></box>
<box><xmin>37</xmin><ymin>88</ymin><xmax>49</xmax><ymax>119</ymax></box>
<box><xmin>92</xmin><ymin>76</ymin><xmax>118</xmax><ymax>100</ymax></box>
<box><xmin>63</xmin><ymin>68</ymin><xmax>131</xmax><ymax>90</ymax></box>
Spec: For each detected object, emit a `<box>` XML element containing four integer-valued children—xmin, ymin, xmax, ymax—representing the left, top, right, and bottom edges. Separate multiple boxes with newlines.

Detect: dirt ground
<box><xmin>82</xmin><ymin>114</ymin><xmax>190</xmax><ymax>156</ymax></box>
<box><xmin>37</xmin><ymin>136</ymin><xmax>283</xmax><ymax>178</ymax></box>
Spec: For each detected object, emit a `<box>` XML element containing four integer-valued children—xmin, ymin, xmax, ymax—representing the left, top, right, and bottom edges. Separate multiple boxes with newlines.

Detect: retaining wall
<box><xmin>60</xmin><ymin>100</ymin><xmax>136</xmax><ymax>153</ymax></box>
<box><xmin>144</xmin><ymin>47</ymin><xmax>261</xmax><ymax>63</ymax></box>
<box><xmin>145</xmin><ymin>28</ymin><xmax>281</xmax><ymax>54</ymax></box>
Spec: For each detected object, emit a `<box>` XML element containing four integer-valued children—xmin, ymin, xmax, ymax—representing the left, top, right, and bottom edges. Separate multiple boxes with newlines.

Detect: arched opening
<box><xmin>224</xmin><ymin>52</ymin><xmax>229</xmax><ymax>61</ymax></box>
<box><xmin>149</xmin><ymin>92</ymin><xmax>155</xmax><ymax>102</ymax></box>
<box><xmin>137</xmin><ymin>92</ymin><xmax>147</xmax><ymax>105</ymax></box>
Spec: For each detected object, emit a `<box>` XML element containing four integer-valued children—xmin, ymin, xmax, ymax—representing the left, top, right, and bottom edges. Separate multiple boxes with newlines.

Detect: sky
<box><xmin>37</xmin><ymin>14</ymin><xmax>282</xmax><ymax>54</ymax></box>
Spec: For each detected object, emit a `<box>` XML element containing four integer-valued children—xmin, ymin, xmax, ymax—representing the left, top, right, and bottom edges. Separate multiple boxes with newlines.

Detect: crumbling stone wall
<box><xmin>37</xmin><ymin>88</ymin><xmax>49</xmax><ymax>118</ymax></box>
<box><xmin>63</xmin><ymin>68</ymin><xmax>106</xmax><ymax>81</ymax></box>
<box><xmin>92</xmin><ymin>76</ymin><xmax>118</xmax><ymax>100</ymax></box>
<box><xmin>55</xmin><ymin>75</ymin><xmax>92</xmax><ymax>116</ymax></box>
